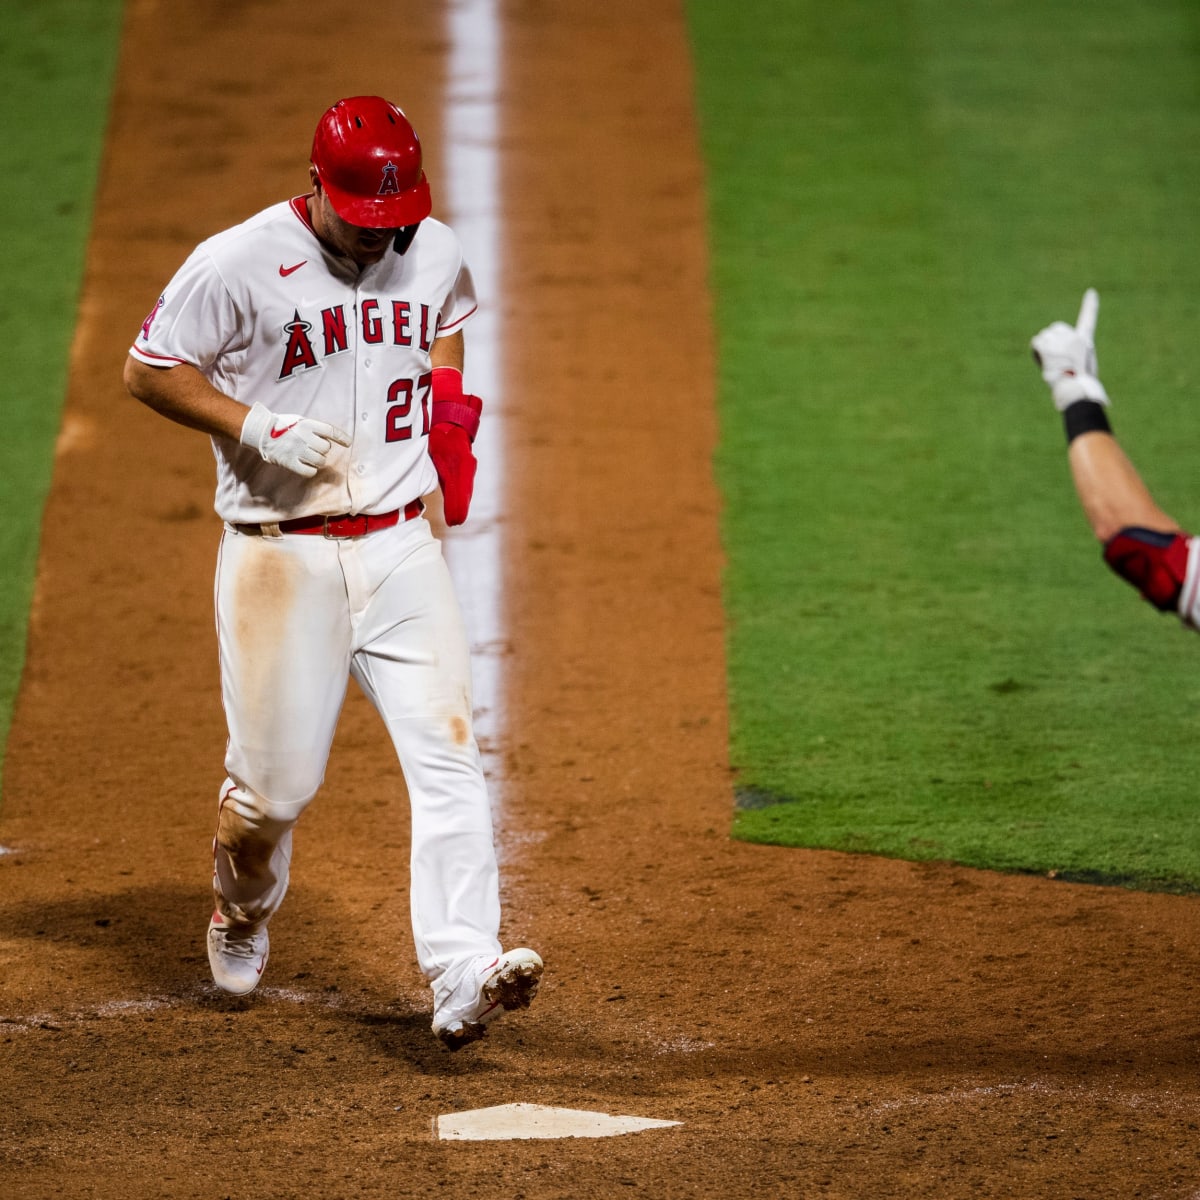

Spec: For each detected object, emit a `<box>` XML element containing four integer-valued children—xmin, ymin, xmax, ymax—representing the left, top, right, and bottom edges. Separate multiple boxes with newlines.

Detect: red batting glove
<box><xmin>429</xmin><ymin>367</ymin><xmax>483</xmax><ymax>527</ymax></box>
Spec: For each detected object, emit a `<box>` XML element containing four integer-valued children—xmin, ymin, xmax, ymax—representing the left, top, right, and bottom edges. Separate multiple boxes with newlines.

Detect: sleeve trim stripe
<box><xmin>436</xmin><ymin>303</ymin><xmax>478</xmax><ymax>336</ymax></box>
<box><xmin>129</xmin><ymin>347</ymin><xmax>189</xmax><ymax>365</ymax></box>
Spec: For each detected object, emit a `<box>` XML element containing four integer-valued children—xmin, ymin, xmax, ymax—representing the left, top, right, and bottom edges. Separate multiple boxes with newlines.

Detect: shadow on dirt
<box><xmin>0</xmin><ymin>881</ymin><xmax>520</xmax><ymax>1071</ymax></box>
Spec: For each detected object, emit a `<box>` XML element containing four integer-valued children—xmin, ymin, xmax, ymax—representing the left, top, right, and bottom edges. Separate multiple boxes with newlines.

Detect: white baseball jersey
<box><xmin>129</xmin><ymin>196</ymin><xmax>477</xmax><ymax>524</ymax></box>
<box><xmin>1178</xmin><ymin>536</ymin><xmax>1200</xmax><ymax>629</ymax></box>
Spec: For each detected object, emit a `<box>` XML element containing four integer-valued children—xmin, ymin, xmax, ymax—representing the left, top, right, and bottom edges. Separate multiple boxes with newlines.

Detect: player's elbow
<box><xmin>123</xmin><ymin>354</ymin><xmax>149</xmax><ymax>400</ymax></box>
<box><xmin>1089</xmin><ymin>514</ymin><xmax>1124</xmax><ymax>545</ymax></box>
<box><xmin>123</xmin><ymin>355</ymin><xmax>169</xmax><ymax>409</ymax></box>
<box><xmin>1103</xmin><ymin>527</ymin><xmax>1190</xmax><ymax>612</ymax></box>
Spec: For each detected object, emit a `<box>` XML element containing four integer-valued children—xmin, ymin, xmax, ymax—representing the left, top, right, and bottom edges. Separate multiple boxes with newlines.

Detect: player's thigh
<box><xmin>216</xmin><ymin>531</ymin><xmax>352</xmax><ymax>800</ymax></box>
<box><xmin>351</xmin><ymin>527</ymin><xmax>473</xmax><ymax>726</ymax></box>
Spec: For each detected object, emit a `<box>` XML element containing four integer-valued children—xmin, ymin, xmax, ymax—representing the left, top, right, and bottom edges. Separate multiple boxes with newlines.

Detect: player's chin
<box><xmin>354</xmin><ymin>236</ymin><xmax>392</xmax><ymax>263</ymax></box>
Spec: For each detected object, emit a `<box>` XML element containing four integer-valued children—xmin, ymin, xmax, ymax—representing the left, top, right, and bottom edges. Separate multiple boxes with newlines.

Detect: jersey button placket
<box><xmin>354</xmin><ymin>343</ymin><xmax>375</xmax><ymax>493</ymax></box>
<box><xmin>347</xmin><ymin>297</ymin><xmax>368</xmax><ymax>511</ymax></box>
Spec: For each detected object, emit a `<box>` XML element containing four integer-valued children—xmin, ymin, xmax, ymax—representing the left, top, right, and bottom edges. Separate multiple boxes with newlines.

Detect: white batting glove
<box><xmin>239</xmin><ymin>402</ymin><xmax>351</xmax><ymax>478</ymax></box>
<box><xmin>1030</xmin><ymin>287</ymin><xmax>1110</xmax><ymax>410</ymax></box>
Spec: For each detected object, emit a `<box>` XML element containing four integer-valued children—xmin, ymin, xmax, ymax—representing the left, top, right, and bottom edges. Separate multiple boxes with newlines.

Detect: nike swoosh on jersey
<box><xmin>270</xmin><ymin>421</ymin><xmax>299</xmax><ymax>439</ymax></box>
<box><xmin>278</xmin><ymin>261</ymin><xmax>307</xmax><ymax>277</ymax></box>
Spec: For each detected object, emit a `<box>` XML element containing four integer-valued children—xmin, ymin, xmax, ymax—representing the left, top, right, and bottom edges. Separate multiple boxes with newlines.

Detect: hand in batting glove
<box><xmin>429</xmin><ymin>366</ymin><xmax>483</xmax><ymax>527</ymax></box>
<box><xmin>1030</xmin><ymin>287</ymin><xmax>1110</xmax><ymax>410</ymax></box>
<box><xmin>239</xmin><ymin>401</ymin><xmax>351</xmax><ymax>478</ymax></box>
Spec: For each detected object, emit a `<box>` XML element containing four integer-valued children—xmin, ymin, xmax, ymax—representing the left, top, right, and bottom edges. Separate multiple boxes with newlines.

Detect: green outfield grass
<box><xmin>0</xmin><ymin>1</ymin><xmax>125</xmax><ymax>793</ymax></box>
<box><xmin>688</xmin><ymin>0</ymin><xmax>1200</xmax><ymax>892</ymax></box>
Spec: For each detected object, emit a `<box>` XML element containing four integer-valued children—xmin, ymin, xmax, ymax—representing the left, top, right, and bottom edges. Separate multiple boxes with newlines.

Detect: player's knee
<box><xmin>224</xmin><ymin>748</ymin><xmax>324</xmax><ymax>817</ymax></box>
<box><xmin>217</xmin><ymin>787</ymin><xmax>294</xmax><ymax>849</ymax></box>
<box><xmin>1102</xmin><ymin>527</ymin><xmax>1190</xmax><ymax>611</ymax></box>
<box><xmin>219</xmin><ymin>775</ymin><xmax>312</xmax><ymax>826</ymax></box>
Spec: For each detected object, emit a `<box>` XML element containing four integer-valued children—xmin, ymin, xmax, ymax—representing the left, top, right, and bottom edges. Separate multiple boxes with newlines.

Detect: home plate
<box><xmin>433</xmin><ymin>1103</ymin><xmax>682</xmax><ymax>1141</ymax></box>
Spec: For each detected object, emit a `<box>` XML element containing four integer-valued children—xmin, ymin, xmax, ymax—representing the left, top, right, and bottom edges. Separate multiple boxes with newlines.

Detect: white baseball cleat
<box><xmin>207</xmin><ymin>911</ymin><xmax>269</xmax><ymax>995</ymax></box>
<box><xmin>432</xmin><ymin>947</ymin><xmax>544</xmax><ymax>1050</ymax></box>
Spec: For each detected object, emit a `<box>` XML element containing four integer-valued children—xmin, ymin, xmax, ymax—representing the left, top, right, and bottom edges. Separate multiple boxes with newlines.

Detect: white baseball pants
<box><xmin>210</xmin><ymin>514</ymin><xmax>502</xmax><ymax>984</ymax></box>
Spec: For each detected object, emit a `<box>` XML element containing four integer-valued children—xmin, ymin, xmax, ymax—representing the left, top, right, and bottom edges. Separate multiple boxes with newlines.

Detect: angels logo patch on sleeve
<box><xmin>141</xmin><ymin>295</ymin><xmax>165</xmax><ymax>341</ymax></box>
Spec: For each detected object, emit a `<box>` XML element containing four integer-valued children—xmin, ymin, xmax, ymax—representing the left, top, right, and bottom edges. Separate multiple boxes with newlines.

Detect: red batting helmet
<box><xmin>310</xmin><ymin>97</ymin><xmax>432</xmax><ymax>229</ymax></box>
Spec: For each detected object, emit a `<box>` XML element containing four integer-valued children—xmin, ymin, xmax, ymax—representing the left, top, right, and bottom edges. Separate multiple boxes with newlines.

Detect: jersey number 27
<box><xmin>385</xmin><ymin>372</ymin><xmax>433</xmax><ymax>442</ymax></box>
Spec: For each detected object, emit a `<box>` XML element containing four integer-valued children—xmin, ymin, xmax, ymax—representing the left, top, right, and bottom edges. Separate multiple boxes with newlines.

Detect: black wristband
<box><xmin>1063</xmin><ymin>400</ymin><xmax>1112</xmax><ymax>444</ymax></box>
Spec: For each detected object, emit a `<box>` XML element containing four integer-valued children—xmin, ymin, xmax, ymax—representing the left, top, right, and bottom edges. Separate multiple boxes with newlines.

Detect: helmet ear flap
<box><xmin>392</xmin><ymin>224</ymin><xmax>420</xmax><ymax>255</ymax></box>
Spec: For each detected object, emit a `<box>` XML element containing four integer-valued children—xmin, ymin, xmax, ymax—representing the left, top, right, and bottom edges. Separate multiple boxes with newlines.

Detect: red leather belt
<box><xmin>235</xmin><ymin>499</ymin><xmax>423</xmax><ymax>539</ymax></box>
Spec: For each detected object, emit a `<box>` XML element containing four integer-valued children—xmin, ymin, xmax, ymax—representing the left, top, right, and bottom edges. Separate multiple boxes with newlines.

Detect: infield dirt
<box><xmin>2</xmin><ymin>3</ymin><xmax>1199</xmax><ymax>1198</ymax></box>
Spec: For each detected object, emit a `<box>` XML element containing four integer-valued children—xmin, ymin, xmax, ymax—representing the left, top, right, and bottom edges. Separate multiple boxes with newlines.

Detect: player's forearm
<box><xmin>123</xmin><ymin>357</ymin><xmax>248</xmax><ymax>441</ymax></box>
<box><xmin>430</xmin><ymin>330</ymin><xmax>464</xmax><ymax>373</ymax></box>
<box><xmin>1067</xmin><ymin>430</ymin><xmax>1181</xmax><ymax>543</ymax></box>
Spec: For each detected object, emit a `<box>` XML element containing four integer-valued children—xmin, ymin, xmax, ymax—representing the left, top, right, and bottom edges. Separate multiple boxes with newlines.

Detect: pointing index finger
<box><xmin>1076</xmin><ymin>287</ymin><xmax>1099</xmax><ymax>342</ymax></box>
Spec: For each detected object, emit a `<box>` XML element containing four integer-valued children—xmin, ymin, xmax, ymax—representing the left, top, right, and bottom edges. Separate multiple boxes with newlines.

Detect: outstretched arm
<box><xmin>1031</xmin><ymin>290</ymin><xmax>1191</xmax><ymax>615</ymax></box>
<box><xmin>1066</xmin><ymin>429</ymin><xmax>1180</xmax><ymax>544</ymax></box>
<box><xmin>1031</xmin><ymin>288</ymin><xmax>1180</xmax><ymax>541</ymax></box>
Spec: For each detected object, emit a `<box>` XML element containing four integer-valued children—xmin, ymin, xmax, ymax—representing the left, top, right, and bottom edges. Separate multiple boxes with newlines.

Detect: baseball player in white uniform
<box><xmin>123</xmin><ymin>96</ymin><xmax>541</xmax><ymax>1049</ymax></box>
<box><xmin>1032</xmin><ymin>288</ymin><xmax>1200</xmax><ymax>628</ymax></box>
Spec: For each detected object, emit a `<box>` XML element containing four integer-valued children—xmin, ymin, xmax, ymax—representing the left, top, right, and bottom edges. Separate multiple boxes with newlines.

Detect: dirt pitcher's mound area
<box><xmin>2</xmin><ymin>3</ymin><xmax>1200</xmax><ymax>1198</ymax></box>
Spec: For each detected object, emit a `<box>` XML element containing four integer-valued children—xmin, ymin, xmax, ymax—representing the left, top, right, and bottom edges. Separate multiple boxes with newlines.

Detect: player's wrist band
<box><xmin>1063</xmin><ymin>400</ymin><xmax>1111</xmax><ymax>444</ymax></box>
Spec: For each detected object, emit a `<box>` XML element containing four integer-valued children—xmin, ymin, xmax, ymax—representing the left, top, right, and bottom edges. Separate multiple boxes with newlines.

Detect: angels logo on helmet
<box><xmin>378</xmin><ymin>161</ymin><xmax>401</xmax><ymax>196</ymax></box>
